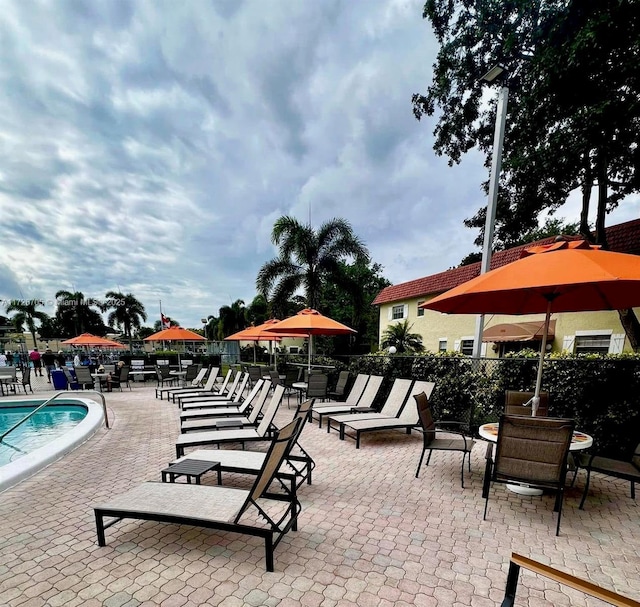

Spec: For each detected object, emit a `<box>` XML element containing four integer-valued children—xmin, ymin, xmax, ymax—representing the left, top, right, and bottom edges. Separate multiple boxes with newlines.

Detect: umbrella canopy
<box><xmin>143</xmin><ymin>327</ymin><xmax>206</xmax><ymax>342</ymax></box>
<box><xmin>61</xmin><ymin>333</ymin><xmax>126</xmax><ymax>349</ymax></box>
<box><xmin>421</xmin><ymin>239</ymin><xmax>640</xmax><ymax>414</ymax></box>
<box><xmin>264</xmin><ymin>308</ymin><xmax>356</xmax><ymax>371</ymax></box>
<box><xmin>224</xmin><ymin>319</ymin><xmax>300</xmax><ymax>342</ymax></box>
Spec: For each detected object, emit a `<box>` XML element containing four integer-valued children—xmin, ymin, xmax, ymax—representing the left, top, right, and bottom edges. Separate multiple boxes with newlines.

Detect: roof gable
<box><xmin>373</xmin><ymin>218</ymin><xmax>640</xmax><ymax>305</ymax></box>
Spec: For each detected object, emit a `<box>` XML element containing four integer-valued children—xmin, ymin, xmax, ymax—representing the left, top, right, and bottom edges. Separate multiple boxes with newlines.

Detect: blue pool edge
<box><xmin>0</xmin><ymin>397</ymin><xmax>105</xmax><ymax>493</ymax></box>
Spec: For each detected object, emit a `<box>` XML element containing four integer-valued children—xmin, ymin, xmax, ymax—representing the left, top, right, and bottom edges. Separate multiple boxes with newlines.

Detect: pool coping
<box><xmin>0</xmin><ymin>396</ymin><xmax>105</xmax><ymax>493</ymax></box>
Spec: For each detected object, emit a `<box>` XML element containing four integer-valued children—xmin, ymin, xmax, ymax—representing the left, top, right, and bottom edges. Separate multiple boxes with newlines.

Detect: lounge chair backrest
<box><xmin>398</xmin><ymin>381</ymin><xmax>436</xmax><ymax>423</ymax></box>
<box><xmin>190</xmin><ymin>367</ymin><xmax>208</xmax><ymax>386</ymax></box>
<box><xmin>240</xmin><ymin>378</ymin><xmax>264</xmax><ymax>410</ymax></box>
<box><xmin>344</xmin><ymin>373</ymin><xmax>368</xmax><ymax>403</ymax></box>
<box><xmin>232</xmin><ymin>373</ymin><xmax>250</xmax><ymax>401</ymax></box>
<box><xmin>379</xmin><ymin>379</ymin><xmax>413</xmax><ymax>417</ymax></box>
<box><xmin>201</xmin><ymin>368</ymin><xmax>219</xmax><ymax>391</ymax></box>
<box><xmin>356</xmin><ymin>375</ymin><xmax>383</xmax><ymax>407</ymax></box>
<box><xmin>224</xmin><ymin>371</ymin><xmax>242</xmax><ymax>397</ymax></box>
<box><xmin>217</xmin><ymin>369</ymin><xmax>233</xmax><ymax>394</ymax></box>
<box><xmin>256</xmin><ymin>384</ymin><xmax>285</xmax><ymax>436</ymax></box>
<box><xmin>239</xmin><ymin>417</ymin><xmax>302</xmax><ymax>521</ymax></box>
<box><xmin>247</xmin><ymin>381</ymin><xmax>272</xmax><ymax>424</ymax></box>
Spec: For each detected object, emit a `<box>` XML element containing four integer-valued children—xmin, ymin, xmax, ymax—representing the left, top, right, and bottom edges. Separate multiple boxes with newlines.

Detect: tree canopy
<box><xmin>256</xmin><ymin>216</ymin><xmax>370</xmax><ymax>316</ymax></box>
<box><xmin>413</xmin><ymin>0</ymin><xmax>640</xmax><ymax>249</ymax></box>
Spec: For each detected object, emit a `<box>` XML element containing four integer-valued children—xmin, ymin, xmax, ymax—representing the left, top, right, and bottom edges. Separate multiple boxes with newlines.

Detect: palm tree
<box><xmin>256</xmin><ymin>216</ymin><xmax>369</xmax><ymax>316</ymax></box>
<box><xmin>105</xmin><ymin>292</ymin><xmax>147</xmax><ymax>350</ymax></box>
<box><xmin>54</xmin><ymin>290</ymin><xmax>105</xmax><ymax>336</ymax></box>
<box><xmin>5</xmin><ymin>299</ymin><xmax>49</xmax><ymax>348</ymax></box>
<box><xmin>217</xmin><ymin>300</ymin><xmax>247</xmax><ymax>338</ymax></box>
<box><xmin>381</xmin><ymin>320</ymin><xmax>425</xmax><ymax>354</ymax></box>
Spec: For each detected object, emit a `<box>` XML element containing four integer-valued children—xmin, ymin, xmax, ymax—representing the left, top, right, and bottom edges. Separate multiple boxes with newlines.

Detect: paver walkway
<box><xmin>0</xmin><ymin>383</ymin><xmax>638</xmax><ymax>606</ymax></box>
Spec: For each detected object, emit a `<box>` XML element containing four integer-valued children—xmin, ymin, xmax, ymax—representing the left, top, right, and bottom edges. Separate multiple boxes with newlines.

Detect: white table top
<box><xmin>169</xmin><ymin>370</ymin><xmax>187</xmax><ymax>376</ymax></box>
<box><xmin>479</xmin><ymin>422</ymin><xmax>593</xmax><ymax>451</ymax></box>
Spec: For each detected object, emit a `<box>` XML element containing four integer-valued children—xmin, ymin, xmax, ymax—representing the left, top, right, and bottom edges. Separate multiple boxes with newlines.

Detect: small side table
<box><xmin>161</xmin><ymin>459</ymin><xmax>221</xmax><ymax>485</ymax></box>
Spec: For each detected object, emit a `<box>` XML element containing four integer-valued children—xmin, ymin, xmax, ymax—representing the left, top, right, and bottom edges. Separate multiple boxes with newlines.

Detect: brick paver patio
<box><xmin>1</xmin><ymin>378</ymin><xmax>638</xmax><ymax>606</ymax></box>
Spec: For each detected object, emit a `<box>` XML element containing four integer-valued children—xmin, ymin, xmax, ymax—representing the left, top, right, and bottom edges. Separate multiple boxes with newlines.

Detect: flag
<box><xmin>161</xmin><ymin>313</ymin><xmax>171</xmax><ymax>329</ymax></box>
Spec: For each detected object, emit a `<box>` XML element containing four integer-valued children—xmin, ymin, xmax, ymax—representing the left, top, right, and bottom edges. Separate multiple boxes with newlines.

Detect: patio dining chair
<box><xmin>414</xmin><ymin>390</ymin><xmax>475</xmax><ymax>487</ymax></box>
<box><xmin>573</xmin><ymin>440</ymin><xmax>640</xmax><ymax>510</ymax></box>
<box><xmin>482</xmin><ymin>414</ymin><xmax>575</xmax><ymax>536</ymax></box>
<box><xmin>328</xmin><ymin>371</ymin><xmax>350</xmax><ymax>401</ymax></box>
<box><xmin>111</xmin><ymin>366</ymin><xmax>131</xmax><ymax>391</ymax></box>
<box><xmin>73</xmin><ymin>366</ymin><xmax>94</xmax><ymax>390</ymax></box>
<box><xmin>505</xmin><ymin>390</ymin><xmax>549</xmax><ymax>417</ymax></box>
<box><xmin>9</xmin><ymin>367</ymin><xmax>33</xmax><ymax>394</ymax></box>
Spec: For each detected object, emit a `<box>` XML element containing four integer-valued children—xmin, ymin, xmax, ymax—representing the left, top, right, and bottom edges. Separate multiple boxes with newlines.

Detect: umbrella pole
<box><xmin>532</xmin><ymin>300</ymin><xmax>553</xmax><ymax>416</ymax></box>
<box><xmin>308</xmin><ymin>334</ymin><xmax>312</xmax><ymax>373</ymax></box>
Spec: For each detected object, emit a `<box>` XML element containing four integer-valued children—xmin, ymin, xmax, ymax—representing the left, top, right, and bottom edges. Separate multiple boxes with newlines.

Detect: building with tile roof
<box><xmin>373</xmin><ymin>219</ymin><xmax>640</xmax><ymax>357</ymax></box>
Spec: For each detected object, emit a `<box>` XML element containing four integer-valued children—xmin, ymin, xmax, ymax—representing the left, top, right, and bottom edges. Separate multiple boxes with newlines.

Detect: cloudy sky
<box><xmin>1</xmin><ymin>0</ymin><xmax>637</xmax><ymax>330</ymax></box>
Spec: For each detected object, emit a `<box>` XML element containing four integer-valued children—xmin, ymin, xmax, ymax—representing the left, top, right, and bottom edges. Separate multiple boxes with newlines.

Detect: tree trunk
<box><xmin>618</xmin><ymin>310</ymin><xmax>640</xmax><ymax>352</ymax></box>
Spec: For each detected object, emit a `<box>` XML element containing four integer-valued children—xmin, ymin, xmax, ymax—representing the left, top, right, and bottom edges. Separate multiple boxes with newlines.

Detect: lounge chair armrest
<box><xmin>350</xmin><ymin>407</ymin><xmax>376</xmax><ymax>413</ymax></box>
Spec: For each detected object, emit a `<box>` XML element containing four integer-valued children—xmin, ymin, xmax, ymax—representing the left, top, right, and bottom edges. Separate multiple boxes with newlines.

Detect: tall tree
<box><xmin>319</xmin><ymin>260</ymin><xmax>391</xmax><ymax>354</ymax></box>
<box><xmin>381</xmin><ymin>320</ymin><xmax>425</xmax><ymax>354</ymax></box>
<box><xmin>104</xmin><ymin>291</ymin><xmax>147</xmax><ymax>350</ymax></box>
<box><xmin>54</xmin><ymin>290</ymin><xmax>106</xmax><ymax>336</ymax></box>
<box><xmin>413</xmin><ymin>0</ymin><xmax>640</xmax><ymax>348</ymax></box>
<box><xmin>245</xmin><ymin>294</ymin><xmax>268</xmax><ymax>326</ymax></box>
<box><xmin>217</xmin><ymin>300</ymin><xmax>247</xmax><ymax>338</ymax></box>
<box><xmin>5</xmin><ymin>299</ymin><xmax>49</xmax><ymax>347</ymax></box>
<box><xmin>413</xmin><ymin>0</ymin><xmax>639</xmax><ymax>248</ymax></box>
<box><xmin>257</xmin><ymin>216</ymin><xmax>370</xmax><ymax>316</ymax></box>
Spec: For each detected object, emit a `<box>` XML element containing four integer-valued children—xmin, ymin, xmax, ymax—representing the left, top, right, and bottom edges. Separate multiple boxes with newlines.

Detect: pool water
<box><xmin>0</xmin><ymin>404</ymin><xmax>87</xmax><ymax>466</ymax></box>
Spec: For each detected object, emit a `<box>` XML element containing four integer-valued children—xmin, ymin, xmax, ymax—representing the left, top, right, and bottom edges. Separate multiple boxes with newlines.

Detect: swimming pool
<box><xmin>0</xmin><ymin>397</ymin><xmax>105</xmax><ymax>492</ymax></box>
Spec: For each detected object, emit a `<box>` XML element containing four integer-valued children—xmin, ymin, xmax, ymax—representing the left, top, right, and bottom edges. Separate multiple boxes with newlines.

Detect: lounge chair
<box><xmin>171</xmin><ymin>369</ymin><xmax>233</xmax><ymax>406</ymax></box>
<box><xmin>326</xmin><ymin>377</ymin><xmax>413</xmax><ymax>435</ymax></box>
<box><xmin>180</xmin><ymin>381</ymin><xmax>272</xmax><ymax>433</ymax></box>
<box><xmin>156</xmin><ymin>366</ymin><xmax>210</xmax><ymax>400</ymax></box>
<box><xmin>94</xmin><ymin>418</ymin><xmax>302</xmax><ymax>572</ymax></box>
<box><xmin>414</xmin><ymin>390</ymin><xmax>476</xmax><ymax>488</ymax></box>
<box><xmin>482</xmin><ymin>414</ymin><xmax>575</xmax><ymax>536</ymax></box>
<box><xmin>166</xmin><ymin>367</ymin><xmax>220</xmax><ymax>402</ymax></box>
<box><xmin>339</xmin><ymin>381</ymin><xmax>436</xmax><ymax>449</ymax></box>
<box><xmin>174</xmin><ymin>399</ymin><xmax>316</xmax><ymax>492</ymax></box>
<box><xmin>312</xmin><ymin>375</ymin><xmax>382</xmax><ymax>428</ymax></box>
<box><xmin>176</xmin><ymin>385</ymin><xmax>286</xmax><ymax>457</ymax></box>
<box><xmin>179</xmin><ymin>373</ymin><xmax>249</xmax><ymax>410</ymax></box>
<box><xmin>179</xmin><ymin>379</ymin><xmax>266</xmax><ymax>421</ymax></box>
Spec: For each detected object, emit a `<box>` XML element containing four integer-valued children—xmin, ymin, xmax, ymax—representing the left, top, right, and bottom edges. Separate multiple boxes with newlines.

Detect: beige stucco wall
<box><xmin>378</xmin><ymin>297</ymin><xmax>635</xmax><ymax>355</ymax></box>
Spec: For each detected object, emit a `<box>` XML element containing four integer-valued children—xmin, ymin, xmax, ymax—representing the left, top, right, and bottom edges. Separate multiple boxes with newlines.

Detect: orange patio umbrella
<box><xmin>264</xmin><ymin>308</ymin><xmax>356</xmax><ymax>371</ymax></box>
<box><xmin>61</xmin><ymin>333</ymin><xmax>126</xmax><ymax>349</ymax></box>
<box><xmin>421</xmin><ymin>239</ymin><xmax>640</xmax><ymax>413</ymax></box>
<box><xmin>143</xmin><ymin>327</ymin><xmax>206</xmax><ymax>343</ymax></box>
<box><xmin>225</xmin><ymin>319</ymin><xmax>301</xmax><ymax>363</ymax></box>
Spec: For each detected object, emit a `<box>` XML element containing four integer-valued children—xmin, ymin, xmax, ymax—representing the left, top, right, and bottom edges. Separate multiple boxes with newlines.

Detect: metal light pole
<box><xmin>473</xmin><ymin>65</ymin><xmax>509</xmax><ymax>358</ymax></box>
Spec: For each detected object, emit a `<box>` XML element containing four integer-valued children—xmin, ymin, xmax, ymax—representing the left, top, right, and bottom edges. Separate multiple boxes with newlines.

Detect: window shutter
<box><xmin>454</xmin><ymin>340</ymin><xmax>461</xmax><ymax>352</ymax></box>
<box><xmin>403</xmin><ymin>304</ymin><xmax>408</xmax><ymax>318</ymax></box>
<box><xmin>387</xmin><ymin>307</ymin><xmax>393</xmax><ymax>321</ymax></box>
<box><xmin>609</xmin><ymin>333</ymin><xmax>625</xmax><ymax>354</ymax></box>
<box><xmin>480</xmin><ymin>343</ymin><xmax>487</xmax><ymax>357</ymax></box>
<box><xmin>562</xmin><ymin>335</ymin><xmax>575</xmax><ymax>352</ymax></box>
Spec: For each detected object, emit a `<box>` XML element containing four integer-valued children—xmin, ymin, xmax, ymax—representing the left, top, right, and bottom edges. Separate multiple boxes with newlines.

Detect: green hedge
<box><xmin>346</xmin><ymin>351</ymin><xmax>640</xmax><ymax>459</ymax></box>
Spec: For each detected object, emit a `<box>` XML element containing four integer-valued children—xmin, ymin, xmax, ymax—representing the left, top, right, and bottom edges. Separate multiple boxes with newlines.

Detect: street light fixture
<box><xmin>472</xmin><ymin>64</ymin><xmax>510</xmax><ymax>358</ymax></box>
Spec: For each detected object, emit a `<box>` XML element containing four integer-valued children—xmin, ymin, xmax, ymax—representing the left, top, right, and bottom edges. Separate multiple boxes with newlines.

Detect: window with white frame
<box><xmin>438</xmin><ymin>338</ymin><xmax>447</xmax><ymax>352</ymax></box>
<box><xmin>563</xmin><ymin>330</ymin><xmax>625</xmax><ymax>354</ymax></box>
<box><xmin>417</xmin><ymin>301</ymin><xmax>425</xmax><ymax>317</ymax></box>
<box><xmin>388</xmin><ymin>304</ymin><xmax>408</xmax><ymax>321</ymax></box>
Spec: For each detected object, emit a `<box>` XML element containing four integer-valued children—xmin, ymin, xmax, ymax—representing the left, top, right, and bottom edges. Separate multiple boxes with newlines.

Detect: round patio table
<box><xmin>479</xmin><ymin>422</ymin><xmax>593</xmax><ymax>495</ymax></box>
<box><xmin>291</xmin><ymin>381</ymin><xmax>308</xmax><ymax>404</ymax></box>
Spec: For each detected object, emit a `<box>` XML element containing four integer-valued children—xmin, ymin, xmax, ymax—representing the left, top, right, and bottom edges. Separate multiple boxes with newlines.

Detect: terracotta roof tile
<box><xmin>372</xmin><ymin>219</ymin><xmax>640</xmax><ymax>305</ymax></box>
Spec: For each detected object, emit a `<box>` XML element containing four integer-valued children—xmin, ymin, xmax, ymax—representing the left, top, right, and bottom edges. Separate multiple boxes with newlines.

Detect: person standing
<box><xmin>56</xmin><ymin>350</ymin><xmax>66</xmax><ymax>368</ymax></box>
<box><xmin>0</xmin><ymin>352</ymin><xmax>7</xmax><ymax>367</ymax></box>
<box><xmin>42</xmin><ymin>348</ymin><xmax>57</xmax><ymax>382</ymax></box>
<box><xmin>29</xmin><ymin>348</ymin><xmax>43</xmax><ymax>376</ymax></box>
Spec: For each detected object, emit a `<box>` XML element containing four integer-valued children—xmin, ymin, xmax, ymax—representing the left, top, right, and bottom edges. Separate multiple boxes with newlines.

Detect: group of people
<box><xmin>27</xmin><ymin>347</ymin><xmax>68</xmax><ymax>381</ymax></box>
